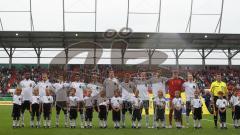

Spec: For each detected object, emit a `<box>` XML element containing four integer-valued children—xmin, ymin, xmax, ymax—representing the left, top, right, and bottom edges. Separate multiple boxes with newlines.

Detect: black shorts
<box><xmin>69</xmin><ymin>107</ymin><xmax>78</xmax><ymax>120</ymax></box>
<box><xmin>122</xmin><ymin>101</ymin><xmax>132</xmax><ymax>113</ymax></box>
<box><xmin>142</xmin><ymin>100</ymin><xmax>149</xmax><ymax>109</ymax></box>
<box><xmin>234</xmin><ymin>106</ymin><xmax>240</xmax><ymax>120</ymax></box>
<box><xmin>132</xmin><ymin>108</ymin><xmax>142</xmax><ymax>121</ymax></box>
<box><xmin>31</xmin><ymin>103</ymin><xmax>40</xmax><ymax>118</ymax></box>
<box><xmin>56</xmin><ymin>101</ymin><xmax>67</xmax><ymax>114</ymax></box>
<box><xmin>12</xmin><ymin>104</ymin><xmax>21</xmax><ymax>120</ymax></box>
<box><xmin>186</xmin><ymin>101</ymin><xmax>192</xmax><ymax>116</ymax></box>
<box><xmin>85</xmin><ymin>107</ymin><xmax>93</xmax><ymax>121</ymax></box>
<box><xmin>112</xmin><ymin>109</ymin><xmax>121</xmax><ymax>121</ymax></box>
<box><xmin>98</xmin><ymin>105</ymin><xmax>107</xmax><ymax>120</ymax></box>
<box><xmin>43</xmin><ymin>103</ymin><xmax>51</xmax><ymax>119</ymax></box>
<box><xmin>21</xmin><ymin>100</ymin><xmax>30</xmax><ymax>113</ymax></box>
<box><xmin>219</xmin><ymin>108</ymin><xmax>226</xmax><ymax>122</ymax></box>
<box><xmin>155</xmin><ymin>107</ymin><xmax>165</xmax><ymax>121</ymax></box>
<box><xmin>193</xmin><ymin>107</ymin><xmax>202</xmax><ymax>120</ymax></box>
<box><xmin>174</xmin><ymin>109</ymin><xmax>182</xmax><ymax>121</ymax></box>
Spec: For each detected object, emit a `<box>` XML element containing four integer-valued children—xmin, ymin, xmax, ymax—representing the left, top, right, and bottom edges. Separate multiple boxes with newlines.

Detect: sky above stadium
<box><xmin>0</xmin><ymin>0</ymin><xmax>240</xmax><ymax>33</ymax></box>
<box><xmin>0</xmin><ymin>0</ymin><xmax>240</xmax><ymax>65</ymax></box>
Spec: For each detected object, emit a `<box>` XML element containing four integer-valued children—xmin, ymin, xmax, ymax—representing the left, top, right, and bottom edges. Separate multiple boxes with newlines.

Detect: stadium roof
<box><xmin>0</xmin><ymin>0</ymin><xmax>240</xmax><ymax>33</ymax></box>
<box><xmin>1</xmin><ymin>31</ymin><xmax>240</xmax><ymax>49</ymax></box>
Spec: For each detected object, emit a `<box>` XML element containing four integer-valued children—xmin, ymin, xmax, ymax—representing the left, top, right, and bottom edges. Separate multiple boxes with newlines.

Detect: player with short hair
<box><xmin>210</xmin><ymin>73</ymin><xmax>228</xmax><ymax>128</ymax></box>
<box><xmin>135</xmin><ymin>71</ymin><xmax>150</xmax><ymax>128</ymax></box>
<box><xmin>191</xmin><ymin>90</ymin><xmax>203</xmax><ymax>129</ymax></box>
<box><xmin>166</xmin><ymin>70</ymin><xmax>185</xmax><ymax>128</ymax></box>
<box><xmin>150</xmin><ymin>70</ymin><xmax>167</xmax><ymax>128</ymax></box>
<box><xmin>87</xmin><ymin>72</ymin><xmax>102</xmax><ymax>112</ymax></box>
<box><xmin>52</xmin><ymin>74</ymin><xmax>70</xmax><ymax>128</ymax></box>
<box><xmin>182</xmin><ymin>73</ymin><xmax>198</xmax><ymax>127</ymax></box>
<box><xmin>216</xmin><ymin>91</ymin><xmax>228</xmax><ymax>129</ymax></box>
<box><xmin>12</xmin><ymin>88</ymin><xmax>23</xmax><ymax>128</ymax></box>
<box><xmin>19</xmin><ymin>72</ymin><xmax>36</xmax><ymax>127</ymax></box>
<box><xmin>120</xmin><ymin>72</ymin><xmax>136</xmax><ymax>128</ymax></box>
<box><xmin>70</xmin><ymin>73</ymin><xmax>87</xmax><ymax>128</ymax></box>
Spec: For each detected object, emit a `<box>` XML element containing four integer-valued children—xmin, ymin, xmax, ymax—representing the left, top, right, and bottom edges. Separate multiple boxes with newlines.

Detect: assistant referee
<box><xmin>210</xmin><ymin>73</ymin><xmax>228</xmax><ymax>128</ymax></box>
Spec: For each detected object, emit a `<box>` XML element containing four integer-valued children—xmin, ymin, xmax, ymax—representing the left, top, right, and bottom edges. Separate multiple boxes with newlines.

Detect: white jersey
<box><xmin>53</xmin><ymin>82</ymin><xmax>70</xmax><ymax>101</ymax></box>
<box><xmin>120</xmin><ymin>81</ymin><xmax>136</xmax><ymax>101</ymax></box>
<box><xmin>216</xmin><ymin>98</ymin><xmax>228</xmax><ymax>108</ymax></box>
<box><xmin>154</xmin><ymin>97</ymin><xmax>166</xmax><ymax>107</ymax></box>
<box><xmin>131</xmin><ymin>96</ymin><xmax>142</xmax><ymax>109</ymax></box>
<box><xmin>98</xmin><ymin>97</ymin><xmax>109</xmax><ymax>106</ymax></box>
<box><xmin>68</xmin><ymin>96</ymin><xmax>79</xmax><ymax>107</ymax></box>
<box><xmin>34</xmin><ymin>80</ymin><xmax>53</xmax><ymax>97</ymax></box>
<box><xmin>172</xmin><ymin>97</ymin><xmax>183</xmax><ymax>108</ymax></box>
<box><xmin>135</xmin><ymin>79</ymin><xmax>149</xmax><ymax>100</ymax></box>
<box><xmin>111</xmin><ymin>96</ymin><xmax>122</xmax><ymax>108</ymax></box>
<box><xmin>84</xmin><ymin>96</ymin><xmax>93</xmax><ymax>107</ymax></box>
<box><xmin>31</xmin><ymin>95</ymin><xmax>41</xmax><ymax>104</ymax></box>
<box><xmin>103</xmin><ymin>77</ymin><xmax>120</xmax><ymax>98</ymax></box>
<box><xmin>87</xmin><ymin>82</ymin><xmax>102</xmax><ymax>99</ymax></box>
<box><xmin>150</xmin><ymin>77</ymin><xmax>167</xmax><ymax>98</ymax></box>
<box><xmin>230</xmin><ymin>95</ymin><xmax>240</xmax><ymax>106</ymax></box>
<box><xmin>20</xmin><ymin>79</ymin><xmax>36</xmax><ymax>101</ymax></box>
<box><xmin>191</xmin><ymin>98</ymin><xmax>202</xmax><ymax>108</ymax></box>
<box><xmin>183</xmin><ymin>81</ymin><xmax>198</xmax><ymax>101</ymax></box>
<box><xmin>70</xmin><ymin>81</ymin><xmax>86</xmax><ymax>101</ymax></box>
<box><xmin>41</xmin><ymin>96</ymin><xmax>53</xmax><ymax>104</ymax></box>
<box><xmin>13</xmin><ymin>95</ymin><xmax>23</xmax><ymax>105</ymax></box>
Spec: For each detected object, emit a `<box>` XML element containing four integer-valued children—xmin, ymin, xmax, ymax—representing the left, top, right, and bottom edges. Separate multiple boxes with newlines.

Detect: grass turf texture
<box><xmin>0</xmin><ymin>105</ymin><xmax>239</xmax><ymax>135</ymax></box>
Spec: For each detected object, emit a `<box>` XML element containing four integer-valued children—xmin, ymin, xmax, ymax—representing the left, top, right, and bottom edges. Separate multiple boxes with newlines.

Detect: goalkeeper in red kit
<box><xmin>166</xmin><ymin>70</ymin><xmax>185</xmax><ymax>128</ymax></box>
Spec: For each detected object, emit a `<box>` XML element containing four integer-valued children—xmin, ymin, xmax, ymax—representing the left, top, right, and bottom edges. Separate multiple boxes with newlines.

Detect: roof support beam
<box><xmin>147</xmin><ymin>49</ymin><xmax>155</xmax><ymax>70</ymax></box>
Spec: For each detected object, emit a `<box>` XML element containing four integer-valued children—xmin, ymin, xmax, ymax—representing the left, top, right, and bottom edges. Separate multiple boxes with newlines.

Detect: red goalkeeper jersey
<box><xmin>167</xmin><ymin>78</ymin><xmax>185</xmax><ymax>99</ymax></box>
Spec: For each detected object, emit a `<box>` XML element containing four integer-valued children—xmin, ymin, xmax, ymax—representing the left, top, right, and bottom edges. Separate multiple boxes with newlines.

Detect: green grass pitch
<box><xmin>0</xmin><ymin>105</ymin><xmax>239</xmax><ymax>135</ymax></box>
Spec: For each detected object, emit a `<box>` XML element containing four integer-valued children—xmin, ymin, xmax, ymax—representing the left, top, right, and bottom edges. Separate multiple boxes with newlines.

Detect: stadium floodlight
<box><xmin>204</xmin><ymin>35</ymin><xmax>208</xmax><ymax>38</ymax></box>
<box><xmin>146</xmin><ymin>34</ymin><xmax>150</xmax><ymax>38</ymax></box>
<box><xmin>15</xmin><ymin>33</ymin><xmax>19</xmax><ymax>36</ymax></box>
<box><xmin>75</xmin><ymin>33</ymin><xmax>78</xmax><ymax>37</ymax></box>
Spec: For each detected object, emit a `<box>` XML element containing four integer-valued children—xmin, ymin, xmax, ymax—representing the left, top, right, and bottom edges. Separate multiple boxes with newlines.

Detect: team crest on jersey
<box><xmin>193</xmin><ymin>85</ymin><xmax>196</xmax><ymax>89</ymax></box>
<box><xmin>96</xmin><ymin>86</ymin><xmax>99</xmax><ymax>90</ymax></box>
<box><xmin>19</xmin><ymin>98</ymin><xmax>21</xmax><ymax>101</ymax></box>
<box><xmin>48</xmin><ymin>98</ymin><xmax>50</xmax><ymax>101</ymax></box>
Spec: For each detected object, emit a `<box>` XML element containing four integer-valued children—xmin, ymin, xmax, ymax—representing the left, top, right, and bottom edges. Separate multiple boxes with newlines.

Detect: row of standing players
<box><xmin>11</xmin><ymin>70</ymin><xmax>240</xmax><ymax>129</ymax></box>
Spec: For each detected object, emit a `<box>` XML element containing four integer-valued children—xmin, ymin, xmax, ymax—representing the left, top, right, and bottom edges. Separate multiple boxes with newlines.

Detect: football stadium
<box><xmin>0</xmin><ymin>0</ymin><xmax>240</xmax><ymax>135</ymax></box>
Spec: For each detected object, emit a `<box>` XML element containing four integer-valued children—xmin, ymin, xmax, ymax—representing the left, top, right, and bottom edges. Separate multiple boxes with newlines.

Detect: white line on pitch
<box><xmin>202</xmin><ymin>118</ymin><xmax>234</xmax><ymax>126</ymax></box>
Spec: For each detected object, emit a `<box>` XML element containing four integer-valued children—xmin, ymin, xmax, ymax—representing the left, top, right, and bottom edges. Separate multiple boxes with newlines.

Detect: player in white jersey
<box><xmin>103</xmin><ymin>69</ymin><xmax>120</xmax><ymax>100</ymax></box>
<box><xmin>191</xmin><ymin>90</ymin><xmax>203</xmax><ymax>129</ymax></box>
<box><xmin>30</xmin><ymin>89</ymin><xmax>41</xmax><ymax>128</ymax></box>
<box><xmin>229</xmin><ymin>90</ymin><xmax>240</xmax><ymax>128</ymax></box>
<box><xmin>216</xmin><ymin>91</ymin><xmax>228</xmax><ymax>129</ymax></box>
<box><xmin>97</xmin><ymin>90</ymin><xmax>109</xmax><ymax>128</ymax></box>
<box><xmin>52</xmin><ymin>74</ymin><xmax>70</xmax><ymax>128</ymax></box>
<box><xmin>120</xmin><ymin>73</ymin><xmax>136</xmax><ymax>128</ymax></box>
<box><xmin>19</xmin><ymin>72</ymin><xmax>36</xmax><ymax>127</ymax></box>
<box><xmin>34</xmin><ymin>73</ymin><xmax>53</xmax><ymax>127</ymax></box>
<box><xmin>87</xmin><ymin>72</ymin><xmax>102</xmax><ymax>112</ymax></box>
<box><xmin>182</xmin><ymin>73</ymin><xmax>198</xmax><ymax>127</ymax></box>
<box><xmin>150</xmin><ymin>70</ymin><xmax>167</xmax><ymax>128</ymax></box>
<box><xmin>70</xmin><ymin>74</ymin><xmax>86</xmax><ymax>128</ymax></box>
<box><xmin>83</xmin><ymin>89</ymin><xmax>94</xmax><ymax>128</ymax></box>
<box><xmin>12</xmin><ymin>88</ymin><xmax>23</xmax><ymax>128</ymax></box>
<box><xmin>135</xmin><ymin>71</ymin><xmax>150</xmax><ymax>128</ymax></box>
<box><xmin>34</xmin><ymin>73</ymin><xmax>53</xmax><ymax>97</ymax></box>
